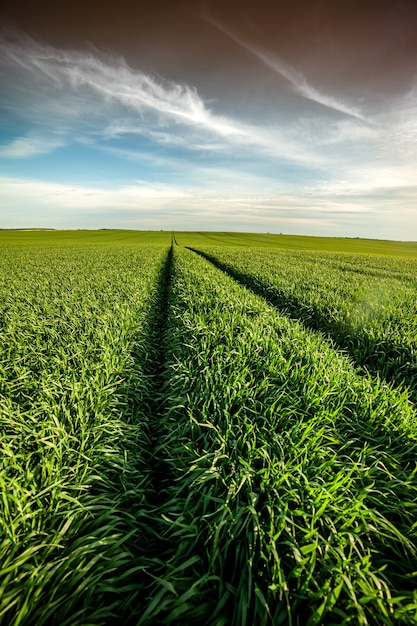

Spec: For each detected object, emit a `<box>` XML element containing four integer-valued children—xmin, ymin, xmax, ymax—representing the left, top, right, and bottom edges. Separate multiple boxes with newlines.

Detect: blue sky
<box><xmin>1</xmin><ymin>0</ymin><xmax>417</xmax><ymax>239</ymax></box>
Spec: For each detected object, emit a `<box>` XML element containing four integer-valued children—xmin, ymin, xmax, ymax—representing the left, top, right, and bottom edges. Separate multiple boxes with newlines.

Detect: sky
<box><xmin>1</xmin><ymin>0</ymin><xmax>417</xmax><ymax>239</ymax></box>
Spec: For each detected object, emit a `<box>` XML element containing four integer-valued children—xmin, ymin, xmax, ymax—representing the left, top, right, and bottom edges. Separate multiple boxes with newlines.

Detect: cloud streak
<box><xmin>207</xmin><ymin>16</ymin><xmax>367</xmax><ymax>122</ymax></box>
<box><xmin>0</xmin><ymin>133</ymin><xmax>65</xmax><ymax>158</ymax></box>
<box><xmin>0</xmin><ymin>32</ymin><xmax>244</xmax><ymax>137</ymax></box>
<box><xmin>0</xmin><ymin>31</ymin><xmax>327</xmax><ymax>169</ymax></box>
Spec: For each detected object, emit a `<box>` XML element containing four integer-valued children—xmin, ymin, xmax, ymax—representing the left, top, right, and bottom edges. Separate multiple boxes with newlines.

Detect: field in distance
<box><xmin>1</xmin><ymin>228</ymin><xmax>417</xmax><ymax>256</ymax></box>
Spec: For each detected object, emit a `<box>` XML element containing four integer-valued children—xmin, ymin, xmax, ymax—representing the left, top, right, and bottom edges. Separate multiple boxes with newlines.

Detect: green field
<box><xmin>2</xmin><ymin>229</ymin><xmax>417</xmax><ymax>256</ymax></box>
<box><xmin>1</xmin><ymin>231</ymin><xmax>417</xmax><ymax>625</ymax></box>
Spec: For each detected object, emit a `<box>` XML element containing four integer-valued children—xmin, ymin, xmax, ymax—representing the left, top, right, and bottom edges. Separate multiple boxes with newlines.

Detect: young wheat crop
<box><xmin>1</xmin><ymin>235</ymin><xmax>417</xmax><ymax>625</ymax></box>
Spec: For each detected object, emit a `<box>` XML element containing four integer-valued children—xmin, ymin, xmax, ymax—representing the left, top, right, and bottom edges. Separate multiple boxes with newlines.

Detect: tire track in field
<box><xmin>161</xmin><ymin>248</ymin><xmax>417</xmax><ymax>625</ymax></box>
<box><xmin>105</xmin><ymin>245</ymin><xmax>179</xmax><ymax>622</ymax></box>
<box><xmin>141</xmin><ymin>245</ymin><xmax>174</xmax><ymax>500</ymax></box>
<box><xmin>187</xmin><ymin>247</ymin><xmax>417</xmax><ymax>404</ymax></box>
<box><xmin>115</xmin><ymin>244</ymin><xmax>178</xmax><ymax>620</ymax></box>
<box><xmin>127</xmin><ymin>247</ymin><xmax>417</xmax><ymax>624</ymax></box>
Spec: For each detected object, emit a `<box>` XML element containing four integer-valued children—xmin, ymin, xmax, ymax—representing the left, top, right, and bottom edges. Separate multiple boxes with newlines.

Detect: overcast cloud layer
<box><xmin>1</xmin><ymin>0</ymin><xmax>417</xmax><ymax>239</ymax></box>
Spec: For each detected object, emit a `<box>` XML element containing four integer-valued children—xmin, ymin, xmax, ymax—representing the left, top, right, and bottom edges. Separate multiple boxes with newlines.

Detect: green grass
<box><xmin>190</xmin><ymin>246</ymin><xmax>417</xmax><ymax>403</ymax></box>
<box><xmin>1</xmin><ymin>229</ymin><xmax>417</xmax><ymax>256</ymax></box>
<box><xmin>0</xmin><ymin>230</ymin><xmax>172</xmax><ymax>247</ymax></box>
<box><xmin>175</xmin><ymin>231</ymin><xmax>417</xmax><ymax>257</ymax></box>
<box><xmin>0</xmin><ymin>245</ymin><xmax>171</xmax><ymax>624</ymax></box>
<box><xmin>142</xmin><ymin>247</ymin><xmax>417</xmax><ymax>625</ymax></box>
<box><xmin>1</xmin><ymin>231</ymin><xmax>417</xmax><ymax>624</ymax></box>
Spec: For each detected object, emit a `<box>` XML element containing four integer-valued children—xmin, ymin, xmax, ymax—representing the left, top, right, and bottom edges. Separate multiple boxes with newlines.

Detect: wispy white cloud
<box><xmin>0</xmin><ymin>133</ymin><xmax>66</xmax><ymax>158</ymax></box>
<box><xmin>0</xmin><ymin>176</ymin><xmax>188</xmax><ymax>206</ymax></box>
<box><xmin>0</xmin><ymin>31</ymin><xmax>326</xmax><ymax>169</ymax></box>
<box><xmin>207</xmin><ymin>17</ymin><xmax>367</xmax><ymax>122</ymax></box>
<box><xmin>0</xmin><ymin>32</ymin><xmax>244</xmax><ymax>138</ymax></box>
<box><xmin>102</xmin><ymin>121</ymin><xmax>227</xmax><ymax>152</ymax></box>
<box><xmin>315</xmin><ymin>119</ymin><xmax>379</xmax><ymax>145</ymax></box>
<box><xmin>244</xmin><ymin>47</ymin><xmax>366</xmax><ymax>122</ymax></box>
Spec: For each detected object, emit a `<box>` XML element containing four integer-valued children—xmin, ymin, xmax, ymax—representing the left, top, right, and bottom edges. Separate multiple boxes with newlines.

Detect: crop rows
<box><xmin>190</xmin><ymin>246</ymin><xmax>417</xmax><ymax>403</ymax></box>
<box><xmin>1</xmin><ymin>243</ymin><xmax>417</xmax><ymax>624</ymax></box>
<box><xmin>0</xmin><ymin>246</ymin><xmax>169</xmax><ymax>624</ymax></box>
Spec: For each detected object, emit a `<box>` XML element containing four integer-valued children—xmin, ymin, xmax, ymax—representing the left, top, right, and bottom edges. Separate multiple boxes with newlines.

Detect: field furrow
<box><xmin>139</xmin><ymin>247</ymin><xmax>417</xmax><ymax>625</ymax></box>
<box><xmin>189</xmin><ymin>246</ymin><xmax>417</xmax><ymax>403</ymax></box>
<box><xmin>0</xmin><ymin>245</ymin><xmax>172</xmax><ymax>625</ymax></box>
<box><xmin>2</xmin><ymin>234</ymin><xmax>417</xmax><ymax>625</ymax></box>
